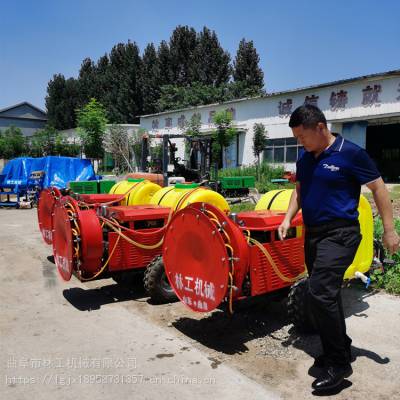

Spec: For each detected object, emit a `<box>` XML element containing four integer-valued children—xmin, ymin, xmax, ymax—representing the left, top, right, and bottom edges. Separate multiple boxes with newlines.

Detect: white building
<box><xmin>140</xmin><ymin>69</ymin><xmax>400</xmax><ymax>181</ymax></box>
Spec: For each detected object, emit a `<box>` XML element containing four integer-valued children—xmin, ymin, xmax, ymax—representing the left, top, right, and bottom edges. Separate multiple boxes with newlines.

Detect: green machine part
<box><xmin>220</xmin><ymin>176</ymin><xmax>255</xmax><ymax>190</ymax></box>
<box><xmin>69</xmin><ymin>180</ymin><xmax>116</xmax><ymax>194</ymax></box>
<box><xmin>69</xmin><ymin>180</ymin><xmax>98</xmax><ymax>194</ymax></box>
<box><xmin>99</xmin><ymin>180</ymin><xmax>116</xmax><ymax>193</ymax></box>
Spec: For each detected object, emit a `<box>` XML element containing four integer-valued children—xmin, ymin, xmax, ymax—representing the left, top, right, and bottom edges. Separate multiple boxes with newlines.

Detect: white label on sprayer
<box><xmin>43</xmin><ymin>229</ymin><xmax>52</xmax><ymax>241</ymax></box>
<box><xmin>55</xmin><ymin>255</ymin><xmax>69</xmax><ymax>273</ymax></box>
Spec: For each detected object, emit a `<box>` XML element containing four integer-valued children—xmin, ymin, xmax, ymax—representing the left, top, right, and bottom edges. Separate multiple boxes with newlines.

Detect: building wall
<box><xmin>0</xmin><ymin>103</ymin><xmax>48</xmax><ymax>137</ymax></box>
<box><xmin>140</xmin><ymin>73</ymin><xmax>400</xmax><ymax>171</ymax></box>
<box><xmin>0</xmin><ymin>117</ymin><xmax>47</xmax><ymax>137</ymax></box>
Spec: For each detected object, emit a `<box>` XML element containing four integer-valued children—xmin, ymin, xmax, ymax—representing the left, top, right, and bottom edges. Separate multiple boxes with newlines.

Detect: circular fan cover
<box><xmin>52</xmin><ymin>199</ymin><xmax>74</xmax><ymax>281</ymax></box>
<box><xmin>163</xmin><ymin>207</ymin><xmax>229</xmax><ymax>313</ymax></box>
<box><xmin>37</xmin><ymin>187</ymin><xmax>61</xmax><ymax>245</ymax></box>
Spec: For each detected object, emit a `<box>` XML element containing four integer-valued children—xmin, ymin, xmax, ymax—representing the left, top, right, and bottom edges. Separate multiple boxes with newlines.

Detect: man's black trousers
<box><xmin>304</xmin><ymin>221</ymin><xmax>362</xmax><ymax>367</ymax></box>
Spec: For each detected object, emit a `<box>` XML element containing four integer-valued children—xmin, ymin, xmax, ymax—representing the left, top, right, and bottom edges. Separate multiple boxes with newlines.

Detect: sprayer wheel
<box><xmin>144</xmin><ymin>256</ymin><xmax>177</xmax><ymax>304</ymax></box>
<box><xmin>287</xmin><ymin>277</ymin><xmax>317</xmax><ymax>334</ymax></box>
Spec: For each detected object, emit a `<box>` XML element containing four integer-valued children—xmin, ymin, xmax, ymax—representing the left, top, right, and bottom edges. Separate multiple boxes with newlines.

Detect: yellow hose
<box><xmin>249</xmin><ymin>237</ymin><xmax>307</xmax><ymax>283</ymax></box>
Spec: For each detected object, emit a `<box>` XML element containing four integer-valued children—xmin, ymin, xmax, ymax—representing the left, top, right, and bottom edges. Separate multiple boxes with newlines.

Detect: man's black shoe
<box><xmin>312</xmin><ymin>365</ymin><xmax>353</xmax><ymax>391</ymax></box>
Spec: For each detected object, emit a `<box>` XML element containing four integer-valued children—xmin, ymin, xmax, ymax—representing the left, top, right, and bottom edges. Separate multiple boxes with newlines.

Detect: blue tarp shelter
<box><xmin>0</xmin><ymin>156</ymin><xmax>96</xmax><ymax>190</ymax></box>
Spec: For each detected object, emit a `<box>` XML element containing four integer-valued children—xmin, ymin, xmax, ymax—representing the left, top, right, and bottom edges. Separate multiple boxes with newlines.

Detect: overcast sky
<box><xmin>1</xmin><ymin>0</ymin><xmax>399</xmax><ymax>110</ymax></box>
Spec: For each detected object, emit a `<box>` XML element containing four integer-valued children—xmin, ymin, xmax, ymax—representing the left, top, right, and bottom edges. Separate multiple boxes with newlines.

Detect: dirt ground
<box><xmin>1</xmin><ymin>208</ymin><xmax>400</xmax><ymax>399</ymax></box>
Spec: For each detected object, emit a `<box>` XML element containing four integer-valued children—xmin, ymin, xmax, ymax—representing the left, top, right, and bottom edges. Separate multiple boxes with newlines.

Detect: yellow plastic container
<box><xmin>109</xmin><ymin>179</ymin><xmax>162</xmax><ymax>206</ymax></box>
<box><xmin>256</xmin><ymin>189</ymin><xmax>374</xmax><ymax>278</ymax></box>
<box><xmin>255</xmin><ymin>189</ymin><xmax>294</xmax><ymax>212</ymax></box>
<box><xmin>150</xmin><ymin>183</ymin><xmax>230</xmax><ymax>213</ymax></box>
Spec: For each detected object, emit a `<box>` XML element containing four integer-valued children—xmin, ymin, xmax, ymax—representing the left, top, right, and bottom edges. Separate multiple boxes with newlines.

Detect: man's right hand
<box><xmin>278</xmin><ymin>218</ymin><xmax>291</xmax><ymax>240</ymax></box>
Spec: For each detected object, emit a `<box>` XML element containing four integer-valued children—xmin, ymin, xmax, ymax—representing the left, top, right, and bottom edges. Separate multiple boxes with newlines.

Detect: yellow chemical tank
<box><xmin>150</xmin><ymin>183</ymin><xmax>230</xmax><ymax>213</ymax></box>
<box><xmin>255</xmin><ymin>189</ymin><xmax>374</xmax><ymax>279</ymax></box>
<box><xmin>109</xmin><ymin>178</ymin><xmax>162</xmax><ymax>206</ymax></box>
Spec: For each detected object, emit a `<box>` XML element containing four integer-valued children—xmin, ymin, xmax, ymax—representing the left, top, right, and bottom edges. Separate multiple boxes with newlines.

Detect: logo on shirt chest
<box><xmin>322</xmin><ymin>163</ymin><xmax>340</xmax><ymax>172</ymax></box>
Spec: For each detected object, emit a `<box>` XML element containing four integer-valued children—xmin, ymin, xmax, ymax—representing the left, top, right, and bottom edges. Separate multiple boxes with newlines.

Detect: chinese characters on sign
<box><xmin>330</xmin><ymin>90</ymin><xmax>348</xmax><ymax>110</ymax></box>
<box><xmin>362</xmin><ymin>84</ymin><xmax>381</xmax><ymax>106</ymax></box>
<box><xmin>278</xmin><ymin>99</ymin><xmax>293</xmax><ymax>116</ymax></box>
<box><xmin>152</xmin><ymin>119</ymin><xmax>159</xmax><ymax>129</ymax></box>
<box><xmin>174</xmin><ymin>273</ymin><xmax>216</xmax><ymax>311</ymax></box>
<box><xmin>304</xmin><ymin>95</ymin><xmax>319</xmax><ymax>107</ymax></box>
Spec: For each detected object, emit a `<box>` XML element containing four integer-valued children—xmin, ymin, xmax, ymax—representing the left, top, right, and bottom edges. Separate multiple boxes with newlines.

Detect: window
<box><xmin>263</xmin><ymin>138</ymin><xmax>303</xmax><ymax>164</ymax></box>
<box><xmin>165</xmin><ymin>117</ymin><xmax>172</xmax><ymax>128</ymax></box>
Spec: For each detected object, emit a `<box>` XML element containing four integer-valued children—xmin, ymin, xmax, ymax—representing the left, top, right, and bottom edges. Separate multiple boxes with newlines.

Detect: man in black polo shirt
<box><xmin>278</xmin><ymin>104</ymin><xmax>399</xmax><ymax>392</ymax></box>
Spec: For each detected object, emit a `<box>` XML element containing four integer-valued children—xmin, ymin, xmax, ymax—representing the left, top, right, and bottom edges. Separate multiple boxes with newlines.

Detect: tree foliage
<box><xmin>106</xmin><ymin>41</ymin><xmax>142</xmax><ymax>123</ymax></box>
<box><xmin>191</xmin><ymin>27</ymin><xmax>231</xmax><ymax>86</ymax></box>
<box><xmin>233</xmin><ymin>38</ymin><xmax>264</xmax><ymax>91</ymax></box>
<box><xmin>169</xmin><ymin>25</ymin><xmax>197</xmax><ymax>86</ymax></box>
<box><xmin>76</xmin><ymin>98</ymin><xmax>108</xmax><ymax>160</ymax></box>
<box><xmin>212</xmin><ymin>110</ymin><xmax>237</xmax><ymax>168</ymax></box>
<box><xmin>29</xmin><ymin>126</ymin><xmax>80</xmax><ymax>157</ymax></box>
<box><xmin>0</xmin><ymin>126</ymin><xmax>26</xmax><ymax>159</ymax></box>
<box><xmin>45</xmin><ymin>26</ymin><xmax>266</xmax><ymax>128</ymax></box>
<box><xmin>252</xmin><ymin>123</ymin><xmax>268</xmax><ymax>179</ymax></box>
<box><xmin>46</xmin><ymin>74</ymin><xmax>80</xmax><ymax>130</ymax></box>
<box><xmin>141</xmin><ymin>43</ymin><xmax>161</xmax><ymax>115</ymax></box>
<box><xmin>252</xmin><ymin>123</ymin><xmax>268</xmax><ymax>163</ymax></box>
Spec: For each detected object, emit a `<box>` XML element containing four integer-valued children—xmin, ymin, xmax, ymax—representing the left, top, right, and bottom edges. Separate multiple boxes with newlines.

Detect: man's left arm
<box><xmin>366</xmin><ymin>178</ymin><xmax>400</xmax><ymax>254</ymax></box>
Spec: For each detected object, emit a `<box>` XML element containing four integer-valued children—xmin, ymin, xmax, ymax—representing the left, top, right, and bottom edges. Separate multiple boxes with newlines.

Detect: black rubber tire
<box><xmin>287</xmin><ymin>277</ymin><xmax>317</xmax><ymax>333</ymax></box>
<box><xmin>143</xmin><ymin>256</ymin><xmax>177</xmax><ymax>304</ymax></box>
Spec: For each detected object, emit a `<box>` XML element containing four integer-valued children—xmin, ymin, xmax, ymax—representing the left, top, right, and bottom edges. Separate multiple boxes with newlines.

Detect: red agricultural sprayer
<box><xmin>161</xmin><ymin>202</ymin><xmax>312</xmax><ymax>329</ymax></box>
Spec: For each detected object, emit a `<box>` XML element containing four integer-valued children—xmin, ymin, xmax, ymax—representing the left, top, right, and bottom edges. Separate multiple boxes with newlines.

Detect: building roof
<box><xmin>140</xmin><ymin>69</ymin><xmax>400</xmax><ymax>118</ymax></box>
<box><xmin>0</xmin><ymin>101</ymin><xmax>47</xmax><ymax>119</ymax></box>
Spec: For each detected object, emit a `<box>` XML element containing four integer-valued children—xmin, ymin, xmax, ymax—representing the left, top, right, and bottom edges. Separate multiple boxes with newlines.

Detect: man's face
<box><xmin>291</xmin><ymin>123</ymin><xmax>324</xmax><ymax>152</ymax></box>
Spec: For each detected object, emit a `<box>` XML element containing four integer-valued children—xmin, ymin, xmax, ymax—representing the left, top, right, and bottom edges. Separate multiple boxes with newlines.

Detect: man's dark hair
<box><xmin>289</xmin><ymin>104</ymin><xmax>327</xmax><ymax>128</ymax></box>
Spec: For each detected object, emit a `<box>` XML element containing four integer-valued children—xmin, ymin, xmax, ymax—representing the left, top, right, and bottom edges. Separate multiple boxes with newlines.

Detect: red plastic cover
<box><xmin>52</xmin><ymin>199</ymin><xmax>74</xmax><ymax>281</ymax></box>
<box><xmin>163</xmin><ymin>207</ymin><xmax>230</xmax><ymax>313</ymax></box>
<box><xmin>37</xmin><ymin>187</ymin><xmax>61</xmax><ymax>245</ymax></box>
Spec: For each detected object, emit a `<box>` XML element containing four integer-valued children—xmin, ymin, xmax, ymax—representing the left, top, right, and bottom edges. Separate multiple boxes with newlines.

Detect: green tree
<box><xmin>29</xmin><ymin>126</ymin><xmax>58</xmax><ymax>156</ymax></box>
<box><xmin>28</xmin><ymin>126</ymin><xmax>80</xmax><ymax>157</ymax></box>
<box><xmin>233</xmin><ymin>39</ymin><xmax>264</xmax><ymax>93</ymax></box>
<box><xmin>0</xmin><ymin>126</ymin><xmax>26</xmax><ymax>159</ymax></box>
<box><xmin>212</xmin><ymin>110</ymin><xmax>237</xmax><ymax>168</ymax></box>
<box><xmin>157</xmin><ymin>82</ymin><xmax>226</xmax><ymax>112</ymax></box>
<box><xmin>107</xmin><ymin>41</ymin><xmax>142</xmax><ymax>123</ymax></box>
<box><xmin>93</xmin><ymin>54</ymin><xmax>111</xmax><ymax>108</ymax></box>
<box><xmin>78</xmin><ymin>57</ymin><xmax>96</xmax><ymax>107</ymax></box>
<box><xmin>76</xmin><ymin>99</ymin><xmax>108</xmax><ymax>162</ymax></box>
<box><xmin>169</xmin><ymin>25</ymin><xmax>197</xmax><ymax>86</ymax></box>
<box><xmin>252</xmin><ymin>123</ymin><xmax>268</xmax><ymax>179</ymax></box>
<box><xmin>141</xmin><ymin>43</ymin><xmax>161</xmax><ymax>115</ymax></box>
<box><xmin>157</xmin><ymin>40</ymin><xmax>172</xmax><ymax>86</ymax></box>
<box><xmin>46</xmin><ymin>74</ymin><xmax>80</xmax><ymax>130</ymax></box>
<box><xmin>191</xmin><ymin>27</ymin><xmax>231</xmax><ymax>86</ymax></box>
